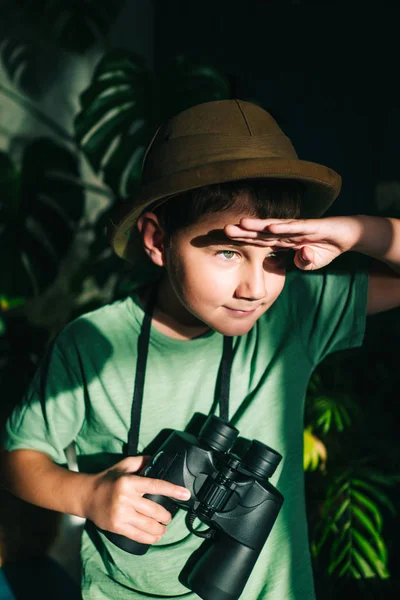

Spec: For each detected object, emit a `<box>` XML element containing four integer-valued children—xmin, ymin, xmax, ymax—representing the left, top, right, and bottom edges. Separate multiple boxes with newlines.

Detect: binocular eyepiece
<box><xmin>199</xmin><ymin>414</ymin><xmax>281</xmax><ymax>479</ymax></box>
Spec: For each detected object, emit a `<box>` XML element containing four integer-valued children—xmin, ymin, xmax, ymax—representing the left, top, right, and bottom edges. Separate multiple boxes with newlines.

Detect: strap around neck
<box><xmin>125</xmin><ymin>286</ymin><xmax>233</xmax><ymax>456</ymax></box>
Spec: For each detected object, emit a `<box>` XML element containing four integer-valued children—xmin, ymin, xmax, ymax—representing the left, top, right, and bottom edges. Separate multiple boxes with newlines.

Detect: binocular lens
<box><xmin>243</xmin><ymin>440</ymin><xmax>282</xmax><ymax>479</ymax></box>
<box><xmin>199</xmin><ymin>415</ymin><xmax>239</xmax><ymax>452</ymax></box>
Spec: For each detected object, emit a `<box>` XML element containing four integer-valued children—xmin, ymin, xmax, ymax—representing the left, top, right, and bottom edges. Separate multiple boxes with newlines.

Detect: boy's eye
<box><xmin>219</xmin><ymin>250</ymin><xmax>236</xmax><ymax>260</ymax></box>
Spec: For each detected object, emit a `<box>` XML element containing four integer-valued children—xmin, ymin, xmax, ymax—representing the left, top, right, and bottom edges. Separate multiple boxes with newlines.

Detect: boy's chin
<box><xmin>211</xmin><ymin>319</ymin><xmax>258</xmax><ymax>337</ymax></box>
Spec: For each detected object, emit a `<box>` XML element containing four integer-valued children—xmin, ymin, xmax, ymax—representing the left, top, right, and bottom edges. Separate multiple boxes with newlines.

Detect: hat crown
<box><xmin>142</xmin><ymin>100</ymin><xmax>298</xmax><ymax>185</ymax></box>
<box><xmin>160</xmin><ymin>99</ymin><xmax>284</xmax><ymax>139</ymax></box>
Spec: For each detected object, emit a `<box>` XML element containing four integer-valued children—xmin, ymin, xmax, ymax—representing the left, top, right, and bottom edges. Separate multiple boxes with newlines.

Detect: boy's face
<box><xmin>161</xmin><ymin>200</ymin><xmax>288</xmax><ymax>337</ymax></box>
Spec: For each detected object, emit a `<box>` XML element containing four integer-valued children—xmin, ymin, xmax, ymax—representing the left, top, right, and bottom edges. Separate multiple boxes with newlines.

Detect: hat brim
<box><xmin>108</xmin><ymin>157</ymin><xmax>341</xmax><ymax>263</ymax></box>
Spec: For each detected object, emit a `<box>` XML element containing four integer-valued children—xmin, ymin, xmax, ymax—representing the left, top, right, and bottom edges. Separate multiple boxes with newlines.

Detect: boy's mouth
<box><xmin>224</xmin><ymin>306</ymin><xmax>259</xmax><ymax>316</ymax></box>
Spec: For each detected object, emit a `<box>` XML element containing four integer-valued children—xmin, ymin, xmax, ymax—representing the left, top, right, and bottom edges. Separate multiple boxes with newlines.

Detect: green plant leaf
<box><xmin>75</xmin><ymin>51</ymin><xmax>231</xmax><ymax>200</ymax></box>
<box><xmin>352</xmin><ymin>530</ymin><xmax>389</xmax><ymax>579</ymax></box>
<box><xmin>332</xmin><ymin>496</ymin><xmax>351</xmax><ymax>525</ymax></box>
<box><xmin>312</xmin><ymin>468</ymin><xmax>394</xmax><ymax>582</ymax></box>
<box><xmin>330</xmin><ymin>519</ymin><xmax>350</xmax><ymax>550</ymax></box>
<box><xmin>366</xmin><ymin>471</ymin><xmax>400</xmax><ymax>487</ymax></box>
<box><xmin>353</xmin><ymin>478</ymin><xmax>396</xmax><ymax>516</ymax></box>
<box><xmin>316</xmin><ymin>492</ymin><xmax>350</xmax><ymax>545</ymax></box>
<box><xmin>311</xmin><ymin>393</ymin><xmax>354</xmax><ymax>434</ymax></box>
<box><xmin>351</xmin><ymin>489</ymin><xmax>383</xmax><ymax>532</ymax></box>
<box><xmin>327</xmin><ymin>540</ymin><xmax>351</xmax><ymax>574</ymax></box>
<box><xmin>318</xmin><ymin>479</ymin><xmax>350</xmax><ymax>519</ymax></box>
<box><xmin>0</xmin><ymin>83</ymin><xmax>74</xmax><ymax>142</ymax></box>
<box><xmin>0</xmin><ymin>139</ymin><xmax>85</xmax><ymax>299</ymax></box>
<box><xmin>303</xmin><ymin>427</ymin><xmax>327</xmax><ymax>472</ymax></box>
<box><xmin>337</xmin><ymin>558</ymin><xmax>351</xmax><ymax>577</ymax></box>
<box><xmin>351</xmin><ymin>549</ymin><xmax>377</xmax><ymax>578</ymax></box>
<box><xmin>307</xmin><ymin>371</ymin><xmax>321</xmax><ymax>395</ymax></box>
<box><xmin>1</xmin><ymin>36</ymin><xmax>31</xmax><ymax>87</ymax></box>
<box><xmin>75</xmin><ymin>50</ymin><xmax>152</xmax><ymax>198</ymax></box>
<box><xmin>0</xmin><ymin>35</ymin><xmax>61</xmax><ymax>97</ymax></box>
<box><xmin>352</xmin><ymin>505</ymin><xmax>388</xmax><ymax>563</ymax></box>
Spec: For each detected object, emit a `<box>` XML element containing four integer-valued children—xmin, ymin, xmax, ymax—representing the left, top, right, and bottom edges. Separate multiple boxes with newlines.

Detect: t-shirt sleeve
<box><xmin>286</xmin><ymin>259</ymin><xmax>369</xmax><ymax>367</ymax></box>
<box><xmin>1</xmin><ymin>330</ymin><xmax>87</xmax><ymax>465</ymax></box>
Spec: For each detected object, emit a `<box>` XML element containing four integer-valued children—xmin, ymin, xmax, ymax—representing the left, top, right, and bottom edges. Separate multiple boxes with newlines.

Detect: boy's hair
<box><xmin>155</xmin><ymin>179</ymin><xmax>303</xmax><ymax>237</ymax></box>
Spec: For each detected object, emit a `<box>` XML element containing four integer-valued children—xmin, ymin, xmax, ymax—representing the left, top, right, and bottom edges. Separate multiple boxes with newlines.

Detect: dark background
<box><xmin>155</xmin><ymin>0</ymin><xmax>400</xmax><ymax>218</ymax></box>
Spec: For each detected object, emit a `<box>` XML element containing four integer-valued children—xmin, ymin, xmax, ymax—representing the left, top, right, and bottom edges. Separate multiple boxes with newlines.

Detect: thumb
<box><xmin>294</xmin><ymin>246</ymin><xmax>314</xmax><ymax>271</ymax></box>
<box><xmin>112</xmin><ymin>455</ymin><xmax>151</xmax><ymax>474</ymax></box>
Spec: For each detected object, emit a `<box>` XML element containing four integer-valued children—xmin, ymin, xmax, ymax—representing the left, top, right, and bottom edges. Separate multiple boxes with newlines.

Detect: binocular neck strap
<box><xmin>126</xmin><ymin>286</ymin><xmax>233</xmax><ymax>456</ymax></box>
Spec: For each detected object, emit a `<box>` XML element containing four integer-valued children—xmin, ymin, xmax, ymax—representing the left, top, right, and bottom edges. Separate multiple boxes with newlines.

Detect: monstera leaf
<box><xmin>0</xmin><ymin>28</ymin><xmax>64</xmax><ymax>97</ymax></box>
<box><xmin>74</xmin><ymin>50</ymin><xmax>231</xmax><ymax>199</ymax></box>
<box><xmin>75</xmin><ymin>50</ymin><xmax>152</xmax><ymax>199</ymax></box>
<box><xmin>0</xmin><ymin>0</ymin><xmax>126</xmax><ymax>96</ymax></box>
<box><xmin>0</xmin><ymin>139</ymin><xmax>84</xmax><ymax>301</ymax></box>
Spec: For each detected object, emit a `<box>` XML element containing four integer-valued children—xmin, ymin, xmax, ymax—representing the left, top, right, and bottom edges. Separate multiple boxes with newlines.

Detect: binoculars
<box><xmin>103</xmin><ymin>415</ymin><xmax>284</xmax><ymax>600</ymax></box>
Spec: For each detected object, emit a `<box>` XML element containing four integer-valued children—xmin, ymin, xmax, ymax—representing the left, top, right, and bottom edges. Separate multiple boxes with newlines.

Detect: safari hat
<box><xmin>108</xmin><ymin>99</ymin><xmax>341</xmax><ymax>262</ymax></box>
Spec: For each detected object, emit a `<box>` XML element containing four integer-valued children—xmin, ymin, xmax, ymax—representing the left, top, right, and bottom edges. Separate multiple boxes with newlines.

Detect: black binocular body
<box><xmin>102</xmin><ymin>415</ymin><xmax>284</xmax><ymax>600</ymax></box>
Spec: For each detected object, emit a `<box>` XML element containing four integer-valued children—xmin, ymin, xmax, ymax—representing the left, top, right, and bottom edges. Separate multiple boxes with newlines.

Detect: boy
<box><xmin>1</xmin><ymin>99</ymin><xmax>400</xmax><ymax>600</ymax></box>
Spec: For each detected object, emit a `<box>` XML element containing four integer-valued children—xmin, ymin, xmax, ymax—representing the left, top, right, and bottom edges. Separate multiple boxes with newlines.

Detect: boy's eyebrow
<box><xmin>191</xmin><ymin>229</ymin><xmax>249</xmax><ymax>248</ymax></box>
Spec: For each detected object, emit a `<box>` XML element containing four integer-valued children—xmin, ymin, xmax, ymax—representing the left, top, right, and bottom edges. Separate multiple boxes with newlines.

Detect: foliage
<box><xmin>303</xmin><ymin>426</ymin><xmax>327</xmax><ymax>472</ymax></box>
<box><xmin>0</xmin><ymin>0</ymin><xmax>126</xmax><ymax>97</ymax></box>
<box><xmin>304</xmin><ymin>349</ymin><xmax>400</xmax><ymax>598</ymax></box>
<box><xmin>0</xmin><ymin>140</ymin><xmax>85</xmax><ymax>298</ymax></box>
<box><xmin>0</xmin><ymin>41</ymin><xmax>231</xmax><ymax>413</ymax></box>
<box><xmin>313</xmin><ymin>468</ymin><xmax>396</xmax><ymax>579</ymax></box>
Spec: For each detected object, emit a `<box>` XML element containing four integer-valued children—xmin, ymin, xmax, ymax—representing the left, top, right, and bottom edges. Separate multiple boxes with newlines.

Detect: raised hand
<box><xmin>84</xmin><ymin>455</ymin><xmax>191</xmax><ymax>545</ymax></box>
<box><xmin>224</xmin><ymin>216</ymin><xmax>359</xmax><ymax>270</ymax></box>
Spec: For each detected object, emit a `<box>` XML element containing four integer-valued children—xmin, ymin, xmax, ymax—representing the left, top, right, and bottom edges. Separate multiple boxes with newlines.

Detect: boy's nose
<box><xmin>235</xmin><ymin>266</ymin><xmax>266</xmax><ymax>301</ymax></box>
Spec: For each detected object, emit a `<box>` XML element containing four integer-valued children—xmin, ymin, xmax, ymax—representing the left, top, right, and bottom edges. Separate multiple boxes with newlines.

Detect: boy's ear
<box><xmin>136</xmin><ymin>212</ymin><xmax>166</xmax><ymax>267</ymax></box>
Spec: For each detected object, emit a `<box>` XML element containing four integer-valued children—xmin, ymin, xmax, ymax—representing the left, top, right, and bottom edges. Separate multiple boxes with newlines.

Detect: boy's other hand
<box><xmin>225</xmin><ymin>217</ymin><xmax>359</xmax><ymax>270</ymax></box>
<box><xmin>85</xmin><ymin>455</ymin><xmax>191</xmax><ymax>545</ymax></box>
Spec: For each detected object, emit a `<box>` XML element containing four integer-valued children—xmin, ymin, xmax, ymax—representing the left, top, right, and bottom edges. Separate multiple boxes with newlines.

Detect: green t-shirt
<box><xmin>2</xmin><ymin>268</ymin><xmax>368</xmax><ymax>600</ymax></box>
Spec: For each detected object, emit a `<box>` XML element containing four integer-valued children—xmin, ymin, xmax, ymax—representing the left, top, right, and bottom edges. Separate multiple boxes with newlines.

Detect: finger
<box><xmin>225</xmin><ymin>228</ymin><xmax>286</xmax><ymax>242</ymax></box>
<box><xmin>225</xmin><ymin>224</ymin><xmax>306</xmax><ymax>241</ymax></box>
<box><xmin>225</xmin><ymin>224</ymin><xmax>259</xmax><ymax>238</ymax></box>
<box><xmin>239</xmin><ymin>217</ymin><xmax>319</xmax><ymax>230</ymax></box>
<box><xmin>224</xmin><ymin>236</ymin><xmax>299</xmax><ymax>249</ymax></box>
<box><xmin>129</xmin><ymin>511</ymin><xmax>168</xmax><ymax>538</ymax></box>
<box><xmin>135</xmin><ymin>496</ymin><xmax>173</xmax><ymax>525</ymax></box>
<box><xmin>294</xmin><ymin>246</ymin><xmax>314</xmax><ymax>270</ymax></box>
<box><xmin>114</xmin><ymin>455</ymin><xmax>151</xmax><ymax>474</ymax></box>
<box><xmin>267</xmin><ymin>220</ymin><xmax>318</xmax><ymax>236</ymax></box>
<box><xmin>135</xmin><ymin>477</ymin><xmax>191</xmax><ymax>501</ymax></box>
<box><xmin>239</xmin><ymin>218</ymin><xmax>295</xmax><ymax>230</ymax></box>
<box><xmin>301</xmin><ymin>246</ymin><xmax>314</xmax><ymax>263</ymax></box>
<box><xmin>122</xmin><ymin>524</ymin><xmax>165</xmax><ymax>546</ymax></box>
<box><xmin>225</xmin><ymin>224</ymin><xmax>289</xmax><ymax>238</ymax></box>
